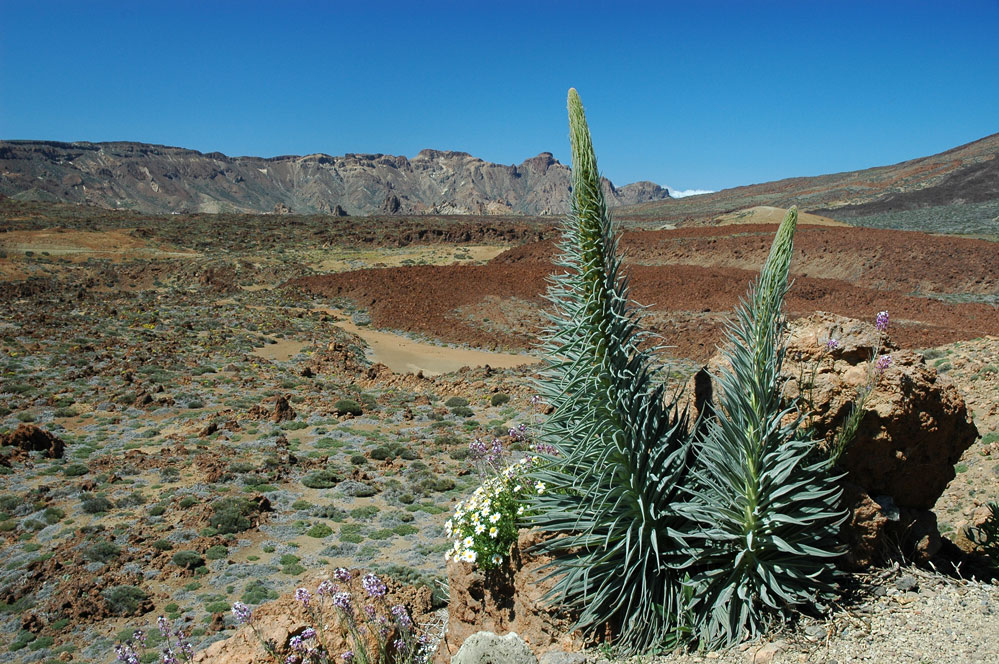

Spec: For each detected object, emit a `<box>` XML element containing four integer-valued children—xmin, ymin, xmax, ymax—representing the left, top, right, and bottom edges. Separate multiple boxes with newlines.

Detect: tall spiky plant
<box><xmin>529</xmin><ymin>89</ymin><xmax>695</xmax><ymax>652</ymax></box>
<box><xmin>678</xmin><ymin>208</ymin><xmax>846</xmax><ymax>647</ymax></box>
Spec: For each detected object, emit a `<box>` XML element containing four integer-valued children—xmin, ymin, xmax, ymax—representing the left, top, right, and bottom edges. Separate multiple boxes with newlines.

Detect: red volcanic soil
<box><xmin>291</xmin><ymin>224</ymin><xmax>999</xmax><ymax>363</ymax></box>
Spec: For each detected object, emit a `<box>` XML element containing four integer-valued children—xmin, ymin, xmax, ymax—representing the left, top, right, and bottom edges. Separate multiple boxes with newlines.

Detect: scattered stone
<box><xmin>451</xmin><ymin>632</ymin><xmax>538</xmax><ymax>664</ymax></box>
<box><xmin>895</xmin><ymin>574</ymin><xmax>919</xmax><ymax>592</ymax></box>
<box><xmin>0</xmin><ymin>423</ymin><xmax>66</xmax><ymax>458</ymax></box>
<box><xmin>538</xmin><ymin>652</ymin><xmax>585</xmax><ymax>664</ymax></box>
<box><xmin>271</xmin><ymin>395</ymin><xmax>296</xmax><ymax>422</ymax></box>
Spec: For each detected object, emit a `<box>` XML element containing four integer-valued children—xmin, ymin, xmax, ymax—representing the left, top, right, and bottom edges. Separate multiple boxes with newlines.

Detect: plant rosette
<box><xmin>445</xmin><ymin>457</ymin><xmax>543</xmax><ymax>569</ymax></box>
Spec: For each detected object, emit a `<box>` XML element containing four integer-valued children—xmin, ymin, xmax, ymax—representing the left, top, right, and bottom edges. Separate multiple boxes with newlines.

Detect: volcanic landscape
<box><xmin>0</xmin><ymin>134</ymin><xmax>997</xmax><ymax>662</ymax></box>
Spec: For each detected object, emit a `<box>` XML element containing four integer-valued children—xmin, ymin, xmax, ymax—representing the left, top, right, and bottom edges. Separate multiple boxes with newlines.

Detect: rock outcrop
<box><xmin>440</xmin><ymin>530</ymin><xmax>589</xmax><ymax>663</ymax></box>
<box><xmin>694</xmin><ymin>312</ymin><xmax>978</xmax><ymax>567</ymax></box>
<box><xmin>0</xmin><ymin>140</ymin><xmax>670</xmax><ymax>216</ymax></box>
<box><xmin>0</xmin><ymin>424</ymin><xmax>66</xmax><ymax>459</ymax></box>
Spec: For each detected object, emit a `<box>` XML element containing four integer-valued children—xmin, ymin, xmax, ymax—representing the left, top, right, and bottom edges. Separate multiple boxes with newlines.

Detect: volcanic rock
<box><xmin>0</xmin><ymin>424</ymin><xmax>66</xmax><ymax>458</ymax></box>
<box><xmin>441</xmin><ymin>530</ymin><xmax>589</xmax><ymax>663</ymax></box>
<box><xmin>451</xmin><ymin>632</ymin><xmax>538</xmax><ymax>664</ymax></box>
<box><xmin>271</xmin><ymin>395</ymin><xmax>296</xmax><ymax>423</ymax></box>
<box><xmin>696</xmin><ymin>312</ymin><xmax>977</xmax><ymax>567</ymax></box>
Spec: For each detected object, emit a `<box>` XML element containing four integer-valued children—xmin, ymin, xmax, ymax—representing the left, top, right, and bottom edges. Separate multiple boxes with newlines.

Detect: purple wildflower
<box><xmin>301</xmin><ymin>627</ymin><xmax>316</xmax><ymax>640</ymax></box>
<box><xmin>290</xmin><ymin>635</ymin><xmax>304</xmax><ymax>652</ymax></box>
<box><xmin>285</xmin><ymin>656</ymin><xmax>300</xmax><ymax>664</ymax></box>
<box><xmin>157</xmin><ymin>616</ymin><xmax>171</xmax><ymax>639</ymax></box>
<box><xmin>231</xmin><ymin>601</ymin><xmax>252</xmax><ymax>624</ymax></box>
<box><xmin>161</xmin><ymin>650</ymin><xmax>178</xmax><ymax>664</ymax></box>
<box><xmin>393</xmin><ymin>637</ymin><xmax>409</xmax><ymax>653</ymax></box>
<box><xmin>826</xmin><ymin>338</ymin><xmax>839</xmax><ymax>351</ymax></box>
<box><xmin>115</xmin><ymin>644</ymin><xmax>140</xmax><ymax>664</ymax></box>
<box><xmin>876</xmin><ymin>354</ymin><xmax>892</xmax><ymax>373</ymax></box>
<box><xmin>295</xmin><ymin>587</ymin><xmax>312</xmax><ymax>607</ymax></box>
<box><xmin>342</xmin><ymin>652</ymin><xmax>355</xmax><ymax>663</ymax></box>
<box><xmin>331</xmin><ymin>591</ymin><xmax>353</xmax><ymax>612</ymax></box>
<box><xmin>530</xmin><ymin>394</ymin><xmax>541</xmax><ymax>405</ymax></box>
<box><xmin>333</xmin><ymin>567</ymin><xmax>352</xmax><ymax>582</ymax></box>
<box><xmin>391</xmin><ymin>604</ymin><xmax>413</xmax><ymax>629</ymax></box>
<box><xmin>132</xmin><ymin>629</ymin><xmax>147</xmax><ymax>647</ymax></box>
<box><xmin>362</xmin><ymin>573</ymin><xmax>387</xmax><ymax>598</ymax></box>
<box><xmin>876</xmin><ymin>310</ymin><xmax>890</xmax><ymax>332</ymax></box>
<box><xmin>181</xmin><ymin>643</ymin><xmax>193</xmax><ymax>659</ymax></box>
<box><xmin>317</xmin><ymin>580</ymin><xmax>335</xmax><ymax>596</ymax></box>
<box><xmin>364</xmin><ymin>605</ymin><xmax>377</xmax><ymax>620</ymax></box>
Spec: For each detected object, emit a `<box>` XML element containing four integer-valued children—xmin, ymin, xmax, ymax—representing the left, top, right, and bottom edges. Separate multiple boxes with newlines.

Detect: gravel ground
<box><xmin>533</xmin><ymin>566</ymin><xmax>999</xmax><ymax>664</ymax></box>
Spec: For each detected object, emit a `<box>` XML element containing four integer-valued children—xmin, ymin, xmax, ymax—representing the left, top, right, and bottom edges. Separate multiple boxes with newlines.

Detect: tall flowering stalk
<box><xmin>528</xmin><ymin>88</ymin><xmax>695</xmax><ymax>652</ymax></box>
<box><xmin>677</xmin><ymin>208</ymin><xmax>846</xmax><ymax>647</ymax></box>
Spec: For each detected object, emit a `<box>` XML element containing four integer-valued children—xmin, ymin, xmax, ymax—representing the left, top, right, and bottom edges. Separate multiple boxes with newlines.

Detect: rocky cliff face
<box><xmin>0</xmin><ymin>140</ymin><xmax>670</xmax><ymax>215</ymax></box>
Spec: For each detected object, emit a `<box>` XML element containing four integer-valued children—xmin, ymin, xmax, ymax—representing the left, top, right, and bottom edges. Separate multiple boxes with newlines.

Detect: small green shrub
<box><xmin>209</xmin><ymin>497</ymin><xmax>256</xmax><ymax>534</ymax></box>
<box><xmin>62</xmin><ymin>464</ymin><xmax>89</xmax><ymax>477</ymax></box>
<box><xmin>306</xmin><ymin>523</ymin><xmax>333</xmax><ymax>538</ymax></box>
<box><xmin>205</xmin><ymin>545</ymin><xmax>228</xmax><ymax>560</ymax></box>
<box><xmin>334</xmin><ymin>399</ymin><xmax>362</xmax><ymax>416</ymax></box>
<box><xmin>490</xmin><ymin>393</ymin><xmax>510</xmax><ymax>407</ymax></box>
<box><xmin>84</xmin><ymin>540</ymin><xmax>120</xmax><ymax>563</ymax></box>
<box><xmin>302</xmin><ymin>469</ymin><xmax>342</xmax><ymax>489</ymax></box>
<box><xmin>171</xmin><ymin>550</ymin><xmax>204</xmax><ymax>569</ymax></box>
<box><xmin>81</xmin><ymin>494</ymin><xmax>113</xmax><ymax>514</ymax></box>
<box><xmin>444</xmin><ymin>396</ymin><xmax>468</xmax><ymax>408</ymax></box>
<box><xmin>370</xmin><ymin>446</ymin><xmax>394</xmax><ymax>461</ymax></box>
<box><xmin>102</xmin><ymin>585</ymin><xmax>148</xmax><ymax>615</ymax></box>
<box><xmin>43</xmin><ymin>507</ymin><xmax>64</xmax><ymax>524</ymax></box>
<box><xmin>152</xmin><ymin>539</ymin><xmax>172</xmax><ymax>551</ymax></box>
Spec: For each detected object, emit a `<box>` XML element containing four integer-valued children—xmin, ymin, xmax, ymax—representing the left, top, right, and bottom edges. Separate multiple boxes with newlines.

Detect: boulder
<box><xmin>694</xmin><ymin>312</ymin><xmax>978</xmax><ymax>567</ymax></box>
<box><xmin>440</xmin><ymin>530</ymin><xmax>589</xmax><ymax>663</ymax></box>
<box><xmin>451</xmin><ymin>632</ymin><xmax>538</xmax><ymax>664</ymax></box>
<box><xmin>0</xmin><ymin>424</ymin><xmax>65</xmax><ymax>458</ymax></box>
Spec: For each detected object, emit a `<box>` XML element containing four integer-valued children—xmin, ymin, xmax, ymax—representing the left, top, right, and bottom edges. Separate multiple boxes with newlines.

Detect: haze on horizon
<box><xmin>1</xmin><ymin>0</ymin><xmax>996</xmax><ymax>195</ymax></box>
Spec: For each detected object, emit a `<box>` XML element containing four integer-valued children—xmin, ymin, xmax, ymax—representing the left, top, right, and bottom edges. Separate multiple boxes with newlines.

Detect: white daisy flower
<box><xmin>489</xmin><ymin>512</ymin><xmax>501</xmax><ymax>524</ymax></box>
<box><xmin>489</xmin><ymin>526</ymin><xmax>498</xmax><ymax>538</ymax></box>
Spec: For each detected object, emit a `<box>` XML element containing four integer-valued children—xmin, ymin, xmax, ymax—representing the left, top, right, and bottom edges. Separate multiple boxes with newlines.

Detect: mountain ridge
<box><xmin>0</xmin><ymin>139</ymin><xmax>669</xmax><ymax>216</ymax></box>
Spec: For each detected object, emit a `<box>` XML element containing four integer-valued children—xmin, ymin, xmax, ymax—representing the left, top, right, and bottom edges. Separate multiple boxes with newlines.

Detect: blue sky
<box><xmin>1</xmin><ymin>1</ymin><xmax>997</xmax><ymax>193</ymax></box>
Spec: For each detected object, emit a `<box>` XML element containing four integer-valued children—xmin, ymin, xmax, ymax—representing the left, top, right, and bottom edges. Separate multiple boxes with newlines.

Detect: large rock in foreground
<box><xmin>440</xmin><ymin>531</ymin><xmax>588</xmax><ymax>663</ymax></box>
<box><xmin>783</xmin><ymin>313</ymin><xmax>977</xmax><ymax>510</ymax></box>
<box><xmin>696</xmin><ymin>312</ymin><xmax>978</xmax><ymax>567</ymax></box>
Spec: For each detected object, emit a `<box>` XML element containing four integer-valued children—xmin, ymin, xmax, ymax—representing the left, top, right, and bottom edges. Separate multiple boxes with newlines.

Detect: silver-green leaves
<box><xmin>529</xmin><ymin>90</ymin><xmax>845</xmax><ymax>653</ymax></box>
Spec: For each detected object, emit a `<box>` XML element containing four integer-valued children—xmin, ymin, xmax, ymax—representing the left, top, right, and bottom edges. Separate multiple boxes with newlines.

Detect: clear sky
<box><xmin>1</xmin><ymin>1</ymin><xmax>997</xmax><ymax>194</ymax></box>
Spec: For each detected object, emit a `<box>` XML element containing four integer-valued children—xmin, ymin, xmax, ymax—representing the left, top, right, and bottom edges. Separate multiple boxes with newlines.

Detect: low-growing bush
<box><xmin>62</xmin><ymin>464</ymin><xmax>89</xmax><ymax>477</ymax></box>
<box><xmin>445</xmin><ymin>396</ymin><xmax>469</xmax><ymax>408</ymax></box>
<box><xmin>306</xmin><ymin>523</ymin><xmax>333</xmax><ymax>538</ymax></box>
<box><xmin>205</xmin><ymin>545</ymin><xmax>228</xmax><ymax>560</ymax></box>
<box><xmin>209</xmin><ymin>496</ymin><xmax>256</xmax><ymax>534</ymax></box>
<box><xmin>334</xmin><ymin>399</ymin><xmax>362</xmax><ymax>416</ymax></box>
<box><xmin>490</xmin><ymin>393</ymin><xmax>510</xmax><ymax>407</ymax></box>
<box><xmin>171</xmin><ymin>550</ymin><xmax>205</xmax><ymax>569</ymax></box>
<box><xmin>302</xmin><ymin>469</ymin><xmax>342</xmax><ymax>489</ymax></box>
<box><xmin>102</xmin><ymin>585</ymin><xmax>148</xmax><ymax>615</ymax></box>
<box><xmin>84</xmin><ymin>539</ymin><xmax>120</xmax><ymax>563</ymax></box>
<box><xmin>81</xmin><ymin>493</ymin><xmax>113</xmax><ymax>514</ymax></box>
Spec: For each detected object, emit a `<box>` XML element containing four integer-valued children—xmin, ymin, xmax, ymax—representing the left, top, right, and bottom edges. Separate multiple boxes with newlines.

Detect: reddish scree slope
<box><xmin>291</xmin><ymin>224</ymin><xmax>999</xmax><ymax>363</ymax></box>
